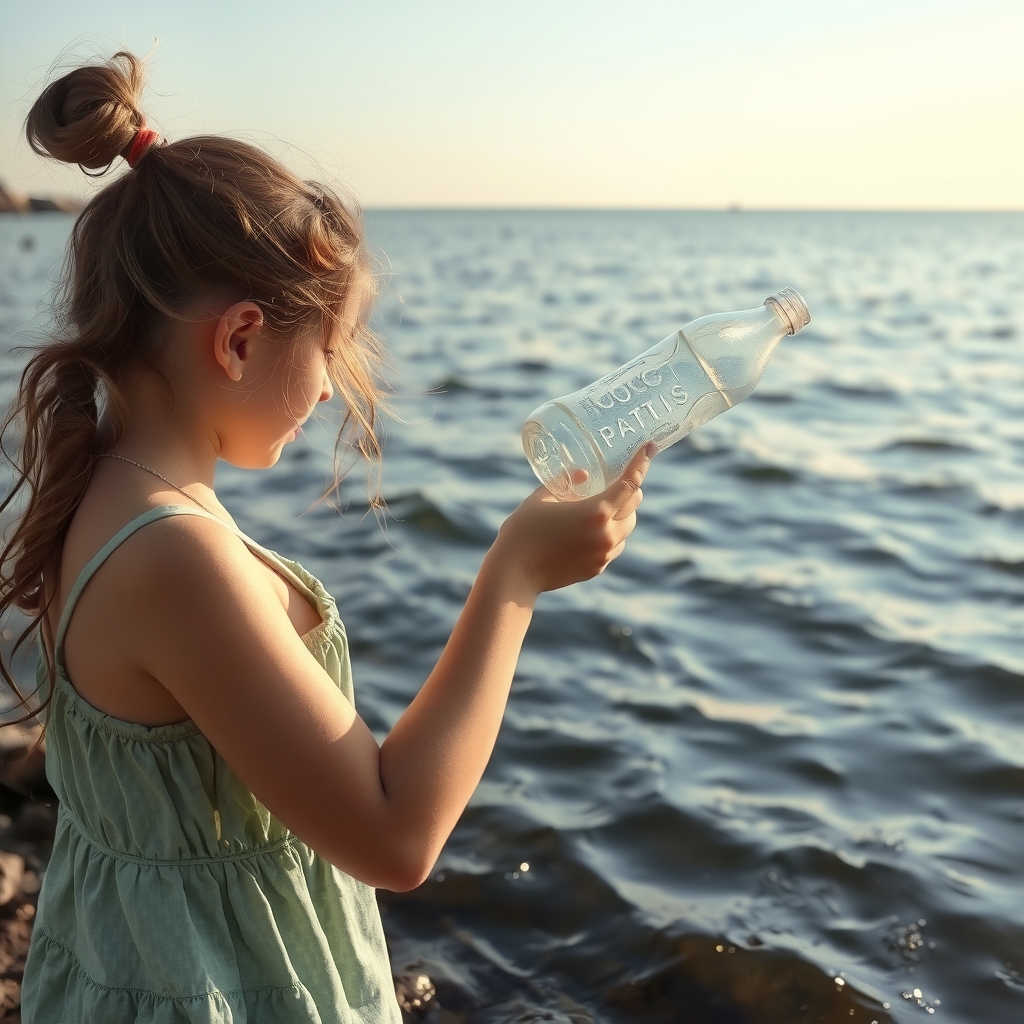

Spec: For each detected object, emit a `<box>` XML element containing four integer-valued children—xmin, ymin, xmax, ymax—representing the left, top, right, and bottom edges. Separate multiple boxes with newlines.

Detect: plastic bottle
<box><xmin>522</xmin><ymin>287</ymin><xmax>810</xmax><ymax>499</ymax></box>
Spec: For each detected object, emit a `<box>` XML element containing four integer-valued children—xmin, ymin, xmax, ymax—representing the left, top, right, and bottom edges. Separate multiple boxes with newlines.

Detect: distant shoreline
<box><xmin>0</xmin><ymin>182</ymin><xmax>80</xmax><ymax>215</ymax></box>
<box><xmin>360</xmin><ymin>206</ymin><xmax>1024</xmax><ymax>215</ymax></box>
<box><xmin>1</xmin><ymin>197</ymin><xmax>1021</xmax><ymax>217</ymax></box>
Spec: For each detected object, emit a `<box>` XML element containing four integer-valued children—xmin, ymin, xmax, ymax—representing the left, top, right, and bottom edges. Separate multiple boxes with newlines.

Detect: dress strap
<box><xmin>52</xmin><ymin>504</ymin><xmax>265</xmax><ymax>674</ymax></box>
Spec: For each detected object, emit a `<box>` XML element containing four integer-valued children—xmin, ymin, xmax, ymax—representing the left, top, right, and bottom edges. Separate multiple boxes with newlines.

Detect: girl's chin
<box><xmin>223</xmin><ymin>430</ymin><xmax>300</xmax><ymax>469</ymax></box>
<box><xmin>224</xmin><ymin>450</ymin><xmax>284</xmax><ymax>469</ymax></box>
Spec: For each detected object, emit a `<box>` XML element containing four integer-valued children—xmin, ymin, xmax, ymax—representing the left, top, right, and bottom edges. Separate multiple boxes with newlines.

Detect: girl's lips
<box><xmin>287</xmin><ymin>417</ymin><xmax>309</xmax><ymax>440</ymax></box>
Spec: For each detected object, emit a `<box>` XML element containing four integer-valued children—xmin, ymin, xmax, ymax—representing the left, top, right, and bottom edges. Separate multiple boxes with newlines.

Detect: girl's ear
<box><xmin>213</xmin><ymin>301</ymin><xmax>265</xmax><ymax>382</ymax></box>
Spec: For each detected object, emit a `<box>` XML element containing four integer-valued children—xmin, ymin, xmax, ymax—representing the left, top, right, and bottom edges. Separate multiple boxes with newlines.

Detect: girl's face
<box><xmin>221</xmin><ymin>323</ymin><xmax>335</xmax><ymax>469</ymax></box>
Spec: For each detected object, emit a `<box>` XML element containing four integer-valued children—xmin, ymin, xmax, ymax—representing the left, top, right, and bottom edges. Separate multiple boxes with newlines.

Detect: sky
<box><xmin>1</xmin><ymin>0</ymin><xmax>1021</xmax><ymax>209</ymax></box>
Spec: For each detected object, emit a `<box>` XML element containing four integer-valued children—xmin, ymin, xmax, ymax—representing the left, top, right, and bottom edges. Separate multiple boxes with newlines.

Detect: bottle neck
<box><xmin>765</xmin><ymin>288</ymin><xmax>811</xmax><ymax>335</ymax></box>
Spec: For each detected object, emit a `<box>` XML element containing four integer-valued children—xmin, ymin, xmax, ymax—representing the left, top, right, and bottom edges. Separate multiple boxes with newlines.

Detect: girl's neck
<box><xmin>101</xmin><ymin>390</ymin><xmax>220</xmax><ymax>492</ymax></box>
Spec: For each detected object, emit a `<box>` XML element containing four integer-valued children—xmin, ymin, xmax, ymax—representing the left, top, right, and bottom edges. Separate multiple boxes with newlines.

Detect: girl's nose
<box><xmin>320</xmin><ymin>372</ymin><xmax>334</xmax><ymax>403</ymax></box>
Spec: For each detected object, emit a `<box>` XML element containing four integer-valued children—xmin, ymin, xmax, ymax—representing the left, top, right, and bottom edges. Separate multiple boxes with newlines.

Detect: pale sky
<box><xmin>1</xmin><ymin>0</ymin><xmax>1021</xmax><ymax>209</ymax></box>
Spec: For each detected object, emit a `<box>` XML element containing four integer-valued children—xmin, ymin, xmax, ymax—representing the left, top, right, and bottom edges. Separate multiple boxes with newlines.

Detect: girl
<box><xmin>0</xmin><ymin>52</ymin><xmax>652</xmax><ymax>1023</ymax></box>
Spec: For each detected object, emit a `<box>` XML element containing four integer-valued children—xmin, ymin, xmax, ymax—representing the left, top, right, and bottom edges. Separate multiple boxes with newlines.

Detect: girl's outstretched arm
<box><xmin>378</xmin><ymin>445</ymin><xmax>653</xmax><ymax>881</ymax></box>
<box><xmin>136</xmin><ymin>446</ymin><xmax>652</xmax><ymax>891</ymax></box>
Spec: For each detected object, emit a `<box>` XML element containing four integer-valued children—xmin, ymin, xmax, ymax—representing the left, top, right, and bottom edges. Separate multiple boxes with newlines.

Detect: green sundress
<box><xmin>21</xmin><ymin>504</ymin><xmax>403</xmax><ymax>1023</ymax></box>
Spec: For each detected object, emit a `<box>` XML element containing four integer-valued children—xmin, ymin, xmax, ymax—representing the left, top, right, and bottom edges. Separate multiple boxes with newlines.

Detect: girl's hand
<box><xmin>490</xmin><ymin>443</ymin><xmax>655</xmax><ymax>599</ymax></box>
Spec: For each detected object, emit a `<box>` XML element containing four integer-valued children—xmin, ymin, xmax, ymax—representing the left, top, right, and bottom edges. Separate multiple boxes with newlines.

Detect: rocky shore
<box><xmin>0</xmin><ymin>723</ymin><xmax>451</xmax><ymax>1024</ymax></box>
<box><xmin>0</xmin><ymin>722</ymin><xmax>55</xmax><ymax>1024</ymax></box>
<box><xmin>0</xmin><ymin>181</ymin><xmax>79</xmax><ymax>215</ymax></box>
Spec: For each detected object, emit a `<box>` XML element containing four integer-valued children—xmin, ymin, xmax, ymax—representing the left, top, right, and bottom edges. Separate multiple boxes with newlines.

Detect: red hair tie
<box><xmin>126</xmin><ymin>127</ymin><xmax>160</xmax><ymax>169</ymax></box>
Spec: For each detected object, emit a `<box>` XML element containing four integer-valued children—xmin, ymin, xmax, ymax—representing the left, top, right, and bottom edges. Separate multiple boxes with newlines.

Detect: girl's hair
<box><xmin>0</xmin><ymin>51</ymin><xmax>387</xmax><ymax>725</ymax></box>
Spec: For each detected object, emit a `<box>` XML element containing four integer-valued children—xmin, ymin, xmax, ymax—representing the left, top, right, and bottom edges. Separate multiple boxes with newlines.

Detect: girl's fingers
<box><xmin>605</xmin><ymin>539</ymin><xmax>627</xmax><ymax>565</ymax></box>
<box><xmin>511</xmin><ymin>443</ymin><xmax>651</xmax><ymax>592</ymax></box>
<box><xmin>614</xmin><ymin>487</ymin><xmax>643</xmax><ymax>522</ymax></box>
<box><xmin>618</xmin><ymin>512</ymin><xmax>637</xmax><ymax>541</ymax></box>
<box><xmin>603</xmin><ymin>444</ymin><xmax>655</xmax><ymax>519</ymax></box>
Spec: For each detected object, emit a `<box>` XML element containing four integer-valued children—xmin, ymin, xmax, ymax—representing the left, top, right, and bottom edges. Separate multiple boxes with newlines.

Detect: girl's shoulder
<box><xmin>52</xmin><ymin>500</ymin><xmax>259</xmax><ymax>633</ymax></box>
<box><xmin>46</xmin><ymin>504</ymin><xmax>285</xmax><ymax>727</ymax></box>
<box><xmin>77</xmin><ymin>504</ymin><xmax>301</xmax><ymax>644</ymax></box>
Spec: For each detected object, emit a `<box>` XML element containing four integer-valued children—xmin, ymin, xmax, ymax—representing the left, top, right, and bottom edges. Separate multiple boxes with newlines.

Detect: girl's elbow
<box><xmin>379</xmin><ymin>868</ymin><xmax>428</xmax><ymax>893</ymax></box>
<box><xmin>380</xmin><ymin>846</ymin><xmax>436</xmax><ymax>892</ymax></box>
<box><xmin>342</xmin><ymin>836</ymin><xmax>436</xmax><ymax>892</ymax></box>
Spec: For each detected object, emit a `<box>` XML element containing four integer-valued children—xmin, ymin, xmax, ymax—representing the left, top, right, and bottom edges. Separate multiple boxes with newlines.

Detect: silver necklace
<box><xmin>98</xmin><ymin>453</ymin><xmax>221</xmax><ymax>519</ymax></box>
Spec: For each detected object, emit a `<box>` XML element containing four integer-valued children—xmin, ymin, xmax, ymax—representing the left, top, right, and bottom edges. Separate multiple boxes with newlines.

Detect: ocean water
<box><xmin>2</xmin><ymin>210</ymin><xmax>1023</xmax><ymax>1023</ymax></box>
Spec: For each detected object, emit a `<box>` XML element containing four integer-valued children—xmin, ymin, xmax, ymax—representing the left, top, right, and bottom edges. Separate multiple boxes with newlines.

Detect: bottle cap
<box><xmin>765</xmin><ymin>287</ymin><xmax>811</xmax><ymax>335</ymax></box>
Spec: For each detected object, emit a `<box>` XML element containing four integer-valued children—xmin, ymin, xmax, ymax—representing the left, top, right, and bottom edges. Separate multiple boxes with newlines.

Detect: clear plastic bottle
<box><xmin>522</xmin><ymin>287</ymin><xmax>810</xmax><ymax>499</ymax></box>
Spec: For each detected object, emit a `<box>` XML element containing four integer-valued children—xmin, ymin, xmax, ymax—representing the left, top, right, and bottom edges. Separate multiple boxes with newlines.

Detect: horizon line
<box><xmin>3</xmin><ymin>179</ymin><xmax>1020</xmax><ymax>216</ymax></box>
<box><xmin>361</xmin><ymin>205</ymin><xmax>1024</xmax><ymax>215</ymax></box>
<box><xmin>3</xmin><ymin>198</ymin><xmax>1022</xmax><ymax>217</ymax></box>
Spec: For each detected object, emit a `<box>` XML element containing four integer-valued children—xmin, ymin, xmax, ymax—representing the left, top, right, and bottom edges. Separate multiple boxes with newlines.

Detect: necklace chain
<box><xmin>97</xmin><ymin>453</ymin><xmax>221</xmax><ymax>519</ymax></box>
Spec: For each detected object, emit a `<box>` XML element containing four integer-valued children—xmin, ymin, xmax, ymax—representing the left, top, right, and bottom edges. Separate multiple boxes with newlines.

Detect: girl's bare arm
<box><xmin>138</xmin><ymin>448</ymin><xmax>651</xmax><ymax>890</ymax></box>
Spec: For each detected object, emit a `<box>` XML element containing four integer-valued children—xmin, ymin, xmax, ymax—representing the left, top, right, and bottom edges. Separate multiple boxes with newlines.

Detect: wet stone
<box><xmin>395</xmin><ymin>969</ymin><xmax>437</xmax><ymax>1017</ymax></box>
<box><xmin>0</xmin><ymin>725</ymin><xmax>47</xmax><ymax>801</ymax></box>
<box><xmin>0</xmin><ymin>854</ymin><xmax>24</xmax><ymax>908</ymax></box>
<box><xmin>0</xmin><ymin>786</ymin><xmax>58</xmax><ymax>1021</ymax></box>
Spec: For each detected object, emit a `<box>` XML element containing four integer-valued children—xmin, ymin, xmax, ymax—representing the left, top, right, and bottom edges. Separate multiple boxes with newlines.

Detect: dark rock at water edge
<box><xmin>0</xmin><ymin>724</ymin><xmax>48</xmax><ymax>803</ymax></box>
<box><xmin>0</xmin><ymin>723</ymin><xmax>56</xmax><ymax>1023</ymax></box>
<box><xmin>0</xmin><ymin>184</ymin><xmax>23</xmax><ymax>214</ymax></box>
<box><xmin>0</xmin><ymin>180</ymin><xmax>80</xmax><ymax>215</ymax></box>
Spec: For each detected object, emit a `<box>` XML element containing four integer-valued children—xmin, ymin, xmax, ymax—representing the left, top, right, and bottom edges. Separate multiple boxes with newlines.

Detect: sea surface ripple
<box><xmin>2</xmin><ymin>210</ymin><xmax>1023</xmax><ymax>1023</ymax></box>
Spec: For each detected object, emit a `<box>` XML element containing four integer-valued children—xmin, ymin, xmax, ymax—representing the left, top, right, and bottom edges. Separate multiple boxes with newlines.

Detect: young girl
<box><xmin>1</xmin><ymin>52</ymin><xmax>651</xmax><ymax>1023</ymax></box>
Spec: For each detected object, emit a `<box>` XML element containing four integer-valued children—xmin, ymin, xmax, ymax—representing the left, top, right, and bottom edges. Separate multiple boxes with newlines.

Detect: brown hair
<box><xmin>0</xmin><ymin>51</ymin><xmax>387</xmax><ymax>726</ymax></box>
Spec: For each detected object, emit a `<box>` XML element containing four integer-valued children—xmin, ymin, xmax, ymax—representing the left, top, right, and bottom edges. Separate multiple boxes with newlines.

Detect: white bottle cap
<box><xmin>765</xmin><ymin>287</ymin><xmax>811</xmax><ymax>335</ymax></box>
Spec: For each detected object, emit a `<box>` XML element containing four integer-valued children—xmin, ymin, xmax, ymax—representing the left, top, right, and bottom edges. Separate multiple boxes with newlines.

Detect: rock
<box><xmin>0</xmin><ymin>907</ymin><xmax>32</xmax><ymax>1018</ymax></box>
<box><xmin>394</xmin><ymin>969</ymin><xmax>437</xmax><ymax>1017</ymax></box>
<box><xmin>0</xmin><ymin>977</ymin><xmax>22</xmax><ymax>1020</ymax></box>
<box><xmin>0</xmin><ymin>180</ymin><xmax>79</xmax><ymax>215</ymax></box>
<box><xmin>0</xmin><ymin>853</ymin><xmax>24</xmax><ymax>908</ymax></box>
<box><xmin>9</xmin><ymin>802</ymin><xmax>56</xmax><ymax>844</ymax></box>
<box><xmin>0</xmin><ymin>733</ymin><xmax>52</xmax><ymax>1024</ymax></box>
<box><xmin>26</xmin><ymin>196</ymin><xmax>79</xmax><ymax>213</ymax></box>
<box><xmin>0</xmin><ymin>724</ymin><xmax>49</xmax><ymax>801</ymax></box>
<box><xmin>0</xmin><ymin>183</ymin><xmax>28</xmax><ymax>214</ymax></box>
<box><xmin>0</xmin><ymin>850</ymin><xmax>34</xmax><ymax>1022</ymax></box>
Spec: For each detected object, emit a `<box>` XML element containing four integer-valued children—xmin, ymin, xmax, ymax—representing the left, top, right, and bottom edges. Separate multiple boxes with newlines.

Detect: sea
<box><xmin>1</xmin><ymin>209</ymin><xmax>1022</xmax><ymax>1023</ymax></box>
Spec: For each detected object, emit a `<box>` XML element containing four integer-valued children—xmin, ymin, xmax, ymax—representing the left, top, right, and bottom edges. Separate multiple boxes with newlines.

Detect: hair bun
<box><xmin>26</xmin><ymin>51</ymin><xmax>147</xmax><ymax>171</ymax></box>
